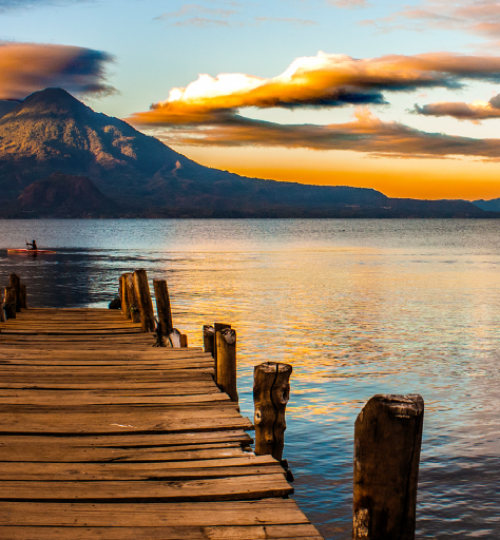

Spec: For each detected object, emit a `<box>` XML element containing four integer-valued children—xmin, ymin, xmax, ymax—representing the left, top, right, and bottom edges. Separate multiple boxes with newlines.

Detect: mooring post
<box><xmin>180</xmin><ymin>334</ymin><xmax>188</xmax><ymax>347</ymax></box>
<box><xmin>253</xmin><ymin>362</ymin><xmax>292</xmax><ymax>461</ymax></box>
<box><xmin>352</xmin><ymin>394</ymin><xmax>424</xmax><ymax>540</ymax></box>
<box><xmin>4</xmin><ymin>286</ymin><xmax>17</xmax><ymax>319</ymax></box>
<box><xmin>203</xmin><ymin>325</ymin><xmax>215</xmax><ymax>356</ymax></box>
<box><xmin>121</xmin><ymin>273</ymin><xmax>131</xmax><ymax>319</ymax></box>
<box><xmin>215</xmin><ymin>328</ymin><xmax>238</xmax><ymax>402</ymax></box>
<box><xmin>133</xmin><ymin>269</ymin><xmax>155</xmax><ymax>332</ymax></box>
<box><xmin>19</xmin><ymin>284</ymin><xmax>27</xmax><ymax>309</ymax></box>
<box><xmin>0</xmin><ymin>290</ymin><xmax>5</xmax><ymax>323</ymax></box>
<box><xmin>9</xmin><ymin>273</ymin><xmax>21</xmax><ymax>312</ymax></box>
<box><xmin>168</xmin><ymin>328</ymin><xmax>182</xmax><ymax>347</ymax></box>
<box><xmin>153</xmin><ymin>279</ymin><xmax>173</xmax><ymax>335</ymax></box>
<box><xmin>214</xmin><ymin>323</ymin><xmax>231</xmax><ymax>369</ymax></box>
<box><xmin>119</xmin><ymin>275</ymin><xmax>123</xmax><ymax>310</ymax></box>
<box><xmin>125</xmin><ymin>274</ymin><xmax>141</xmax><ymax>323</ymax></box>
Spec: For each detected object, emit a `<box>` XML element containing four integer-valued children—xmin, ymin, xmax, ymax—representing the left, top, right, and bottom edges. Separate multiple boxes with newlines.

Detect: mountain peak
<box><xmin>10</xmin><ymin>87</ymin><xmax>92</xmax><ymax>118</ymax></box>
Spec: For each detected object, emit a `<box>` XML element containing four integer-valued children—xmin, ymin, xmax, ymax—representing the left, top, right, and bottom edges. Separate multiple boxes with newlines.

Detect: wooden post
<box><xmin>253</xmin><ymin>362</ymin><xmax>292</xmax><ymax>461</ymax></box>
<box><xmin>119</xmin><ymin>276</ymin><xmax>123</xmax><ymax>309</ymax></box>
<box><xmin>203</xmin><ymin>325</ymin><xmax>215</xmax><ymax>356</ymax></box>
<box><xmin>120</xmin><ymin>273</ymin><xmax>131</xmax><ymax>319</ymax></box>
<box><xmin>19</xmin><ymin>284</ymin><xmax>27</xmax><ymax>309</ymax></box>
<box><xmin>153</xmin><ymin>279</ymin><xmax>173</xmax><ymax>335</ymax></box>
<box><xmin>213</xmin><ymin>323</ymin><xmax>231</xmax><ymax>368</ymax></box>
<box><xmin>125</xmin><ymin>274</ymin><xmax>141</xmax><ymax>323</ymax></box>
<box><xmin>0</xmin><ymin>289</ymin><xmax>5</xmax><ymax>322</ymax></box>
<box><xmin>353</xmin><ymin>394</ymin><xmax>424</xmax><ymax>540</ymax></box>
<box><xmin>216</xmin><ymin>328</ymin><xmax>238</xmax><ymax>402</ymax></box>
<box><xmin>9</xmin><ymin>273</ymin><xmax>21</xmax><ymax>312</ymax></box>
<box><xmin>4</xmin><ymin>286</ymin><xmax>17</xmax><ymax>319</ymax></box>
<box><xmin>180</xmin><ymin>334</ymin><xmax>188</xmax><ymax>347</ymax></box>
<box><xmin>168</xmin><ymin>328</ymin><xmax>182</xmax><ymax>347</ymax></box>
<box><xmin>133</xmin><ymin>269</ymin><xmax>155</xmax><ymax>332</ymax></box>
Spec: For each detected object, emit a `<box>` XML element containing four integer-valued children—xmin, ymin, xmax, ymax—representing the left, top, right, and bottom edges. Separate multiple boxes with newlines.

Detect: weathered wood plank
<box><xmin>0</xmin><ymin>393</ymin><xmax>230</xmax><ymax>406</ymax></box>
<box><xmin>0</xmin><ymin>499</ymin><xmax>310</xmax><ymax>526</ymax></box>
<box><xmin>0</xmin><ymin>524</ymin><xmax>323</xmax><ymax>539</ymax></box>
<box><xmin>0</xmin><ymin>456</ymin><xmax>280</xmax><ymax>480</ymax></box>
<box><xmin>0</xmin><ymin>307</ymin><xmax>322</xmax><ymax>539</ymax></box>
<box><xmin>0</xmin><ymin>474</ymin><xmax>293</xmax><ymax>502</ymax></box>
<box><xmin>0</xmin><ymin>430</ymin><xmax>253</xmax><ymax>448</ymax></box>
<box><xmin>0</xmin><ymin>444</ymin><xmax>249</xmax><ymax>462</ymax></box>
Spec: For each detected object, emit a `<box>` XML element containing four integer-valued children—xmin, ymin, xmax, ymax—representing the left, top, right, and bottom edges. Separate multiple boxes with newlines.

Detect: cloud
<box><xmin>414</xmin><ymin>94</ymin><xmax>500</xmax><ymax>121</ymax></box>
<box><xmin>362</xmin><ymin>1</ymin><xmax>500</xmax><ymax>44</ymax></box>
<box><xmin>155</xmin><ymin>4</ymin><xmax>236</xmax><ymax>20</ymax></box>
<box><xmin>0</xmin><ymin>0</ymin><xmax>92</xmax><ymax>12</ymax></box>
<box><xmin>172</xmin><ymin>17</ymin><xmax>235</xmax><ymax>27</ymax></box>
<box><xmin>0</xmin><ymin>42</ymin><xmax>115</xmax><ymax>100</ymax></box>
<box><xmin>129</xmin><ymin>51</ymin><xmax>500</xmax><ymax>127</ymax></box>
<box><xmin>142</xmin><ymin>107</ymin><xmax>500</xmax><ymax>160</ymax></box>
<box><xmin>255</xmin><ymin>16</ymin><xmax>317</xmax><ymax>26</ymax></box>
<box><xmin>128</xmin><ymin>50</ymin><xmax>500</xmax><ymax>160</ymax></box>
<box><xmin>331</xmin><ymin>0</ymin><xmax>370</xmax><ymax>9</ymax></box>
<box><xmin>154</xmin><ymin>3</ymin><xmax>238</xmax><ymax>26</ymax></box>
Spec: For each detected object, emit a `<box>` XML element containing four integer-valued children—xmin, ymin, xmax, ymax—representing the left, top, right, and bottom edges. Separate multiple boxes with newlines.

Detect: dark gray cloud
<box><xmin>414</xmin><ymin>93</ymin><xmax>500</xmax><ymax>121</ymax></box>
<box><xmin>0</xmin><ymin>42</ymin><xmax>115</xmax><ymax>100</ymax></box>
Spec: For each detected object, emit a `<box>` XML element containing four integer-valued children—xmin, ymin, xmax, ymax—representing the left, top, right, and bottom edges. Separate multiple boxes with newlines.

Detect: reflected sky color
<box><xmin>0</xmin><ymin>219</ymin><xmax>499</xmax><ymax>538</ymax></box>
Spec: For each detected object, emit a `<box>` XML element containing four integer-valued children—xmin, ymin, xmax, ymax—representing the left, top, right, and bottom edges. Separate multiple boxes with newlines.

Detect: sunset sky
<box><xmin>3</xmin><ymin>0</ymin><xmax>500</xmax><ymax>199</ymax></box>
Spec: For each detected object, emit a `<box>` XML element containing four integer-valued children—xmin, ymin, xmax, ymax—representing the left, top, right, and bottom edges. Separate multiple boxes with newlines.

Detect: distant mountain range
<box><xmin>0</xmin><ymin>88</ymin><xmax>498</xmax><ymax>218</ymax></box>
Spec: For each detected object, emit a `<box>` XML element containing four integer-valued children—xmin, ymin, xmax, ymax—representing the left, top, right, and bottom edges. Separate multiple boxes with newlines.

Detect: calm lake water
<box><xmin>0</xmin><ymin>219</ymin><xmax>499</xmax><ymax>539</ymax></box>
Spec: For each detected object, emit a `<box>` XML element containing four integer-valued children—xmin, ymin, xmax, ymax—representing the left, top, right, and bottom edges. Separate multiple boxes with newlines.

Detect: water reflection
<box><xmin>1</xmin><ymin>219</ymin><xmax>499</xmax><ymax>539</ymax></box>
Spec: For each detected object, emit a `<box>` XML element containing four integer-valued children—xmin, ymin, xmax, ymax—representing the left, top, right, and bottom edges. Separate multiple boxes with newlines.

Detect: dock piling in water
<box><xmin>215</xmin><ymin>327</ymin><xmax>238</xmax><ymax>402</ymax></box>
<box><xmin>352</xmin><ymin>394</ymin><xmax>424</xmax><ymax>540</ymax></box>
<box><xmin>20</xmin><ymin>284</ymin><xmax>27</xmax><ymax>309</ymax></box>
<box><xmin>203</xmin><ymin>325</ymin><xmax>215</xmax><ymax>356</ymax></box>
<box><xmin>9</xmin><ymin>273</ymin><xmax>21</xmax><ymax>313</ymax></box>
<box><xmin>253</xmin><ymin>362</ymin><xmax>292</xmax><ymax>461</ymax></box>
<box><xmin>4</xmin><ymin>286</ymin><xmax>17</xmax><ymax>319</ymax></box>
<box><xmin>125</xmin><ymin>273</ymin><xmax>141</xmax><ymax>323</ymax></box>
<box><xmin>120</xmin><ymin>273</ymin><xmax>132</xmax><ymax>319</ymax></box>
<box><xmin>133</xmin><ymin>269</ymin><xmax>155</xmax><ymax>332</ymax></box>
<box><xmin>153</xmin><ymin>279</ymin><xmax>173</xmax><ymax>335</ymax></box>
<box><xmin>213</xmin><ymin>323</ymin><xmax>231</xmax><ymax>370</ymax></box>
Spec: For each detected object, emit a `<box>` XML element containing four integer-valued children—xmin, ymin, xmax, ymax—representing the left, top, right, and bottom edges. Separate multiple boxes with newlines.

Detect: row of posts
<box><xmin>118</xmin><ymin>269</ymin><xmax>187</xmax><ymax>347</ymax></box>
<box><xmin>203</xmin><ymin>325</ymin><xmax>424</xmax><ymax>540</ymax></box>
<box><xmin>0</xmin><ymin>273</ymin><xmax>27</xmax><ymax>323</ymax></box>
<box><xmin>118</xmin><ymin>272</ymin><xmax>425</xmax><ymax>539</ymax></box>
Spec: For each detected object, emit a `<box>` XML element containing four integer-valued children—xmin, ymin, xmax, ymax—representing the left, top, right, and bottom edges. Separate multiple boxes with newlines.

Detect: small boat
<box><xmin>7</xmin><ymin>249</ymin><xmax>56</xmax><ymax>254</ymax></box>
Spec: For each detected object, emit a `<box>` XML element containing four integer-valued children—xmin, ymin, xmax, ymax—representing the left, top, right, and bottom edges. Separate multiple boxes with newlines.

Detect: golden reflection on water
<box><xmin>1</xmin><ymin>219</ymin><xmax>499</xmax><ymax>539</ymax></box>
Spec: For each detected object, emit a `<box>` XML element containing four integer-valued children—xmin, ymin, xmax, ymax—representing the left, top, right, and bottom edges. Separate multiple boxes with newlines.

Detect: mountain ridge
<box><xmin>0</xmin><ymin>88</ymin><xmax>497</xmax><ymax>218</ymax></box>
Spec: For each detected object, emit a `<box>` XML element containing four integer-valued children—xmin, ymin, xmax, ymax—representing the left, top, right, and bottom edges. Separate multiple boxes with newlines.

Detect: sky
<box><xmin>3</xmin><ymin>0</ymin><xmax>500</xmax><ymax>199</ymax></box>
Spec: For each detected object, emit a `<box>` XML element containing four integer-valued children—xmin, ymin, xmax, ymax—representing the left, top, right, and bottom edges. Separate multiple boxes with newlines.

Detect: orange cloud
<box><xmin>144</xmin><ymin>107</ymin><xmax>500</xmax><ymax>160</ymax></box>
<box><xmin>0</xmin><ymin>42</ymin><xmax>115</xmax><ymax>100</ymax></box>
<box><xmin>129</xmin><ymin>51</ymin><xmax>500</xmax><ymax>128</ymax></box>
<box><xmin>414</xmin><ymin>95</ymin><xmax>500</xmax><ymax>121</ymax></box>
<box><xmin>128</xmin><ymin>51</ymin><xmax>500</xmax><ymax>160</ymax></box>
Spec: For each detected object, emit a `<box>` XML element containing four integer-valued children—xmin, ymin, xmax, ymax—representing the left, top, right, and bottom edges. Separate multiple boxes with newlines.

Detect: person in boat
<box><xmin>26</xmin><ymin>239</ymin><xmax>37</xmax><ymax>251</ymax></box>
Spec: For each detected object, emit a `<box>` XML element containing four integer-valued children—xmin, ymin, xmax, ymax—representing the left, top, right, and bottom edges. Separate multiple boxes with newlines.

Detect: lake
<box><xmin>1</xmin><ymin>219</ymin><xmax>499</xmax><ymax>539</ymax></box>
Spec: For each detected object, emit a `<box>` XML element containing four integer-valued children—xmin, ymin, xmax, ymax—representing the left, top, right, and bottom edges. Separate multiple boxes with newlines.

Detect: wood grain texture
<box><xmin>0</xmin><ymin>307</ymin><xmax>323</xmax><ymax>539</ymax></box>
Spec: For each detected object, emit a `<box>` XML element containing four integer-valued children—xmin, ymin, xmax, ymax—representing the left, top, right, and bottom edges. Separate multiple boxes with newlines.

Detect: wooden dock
<box><xmin>0</xmin><ymin>307</ymin><xmax>324</xmax><ymax>539</ymax></box>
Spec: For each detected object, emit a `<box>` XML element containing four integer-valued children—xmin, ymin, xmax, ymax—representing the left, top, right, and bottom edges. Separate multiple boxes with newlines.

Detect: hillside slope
<box><xmin>0</xmin><ymin>88</ymin><xmax>493</xmax><ymax>218</ymax></box>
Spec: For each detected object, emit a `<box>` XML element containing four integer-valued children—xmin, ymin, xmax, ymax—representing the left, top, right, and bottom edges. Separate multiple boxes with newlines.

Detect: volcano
<box><xmin>0</xmin><ymin>88</ymin><xmax>491</xmax><ymax>218</ymax></box>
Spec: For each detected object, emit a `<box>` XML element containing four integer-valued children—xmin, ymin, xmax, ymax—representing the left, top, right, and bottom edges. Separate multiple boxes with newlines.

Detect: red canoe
<box><xmin>7</xmin><ymin>249</ymin><xmax>56</xmax><ymax>254</ymax></box>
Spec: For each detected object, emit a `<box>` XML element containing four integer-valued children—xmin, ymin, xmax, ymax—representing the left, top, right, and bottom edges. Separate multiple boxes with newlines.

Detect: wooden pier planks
<box><xmin>0</xmin><ymin>308</ymin><xmax>324</xmax><ymax>539</ymax></box>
